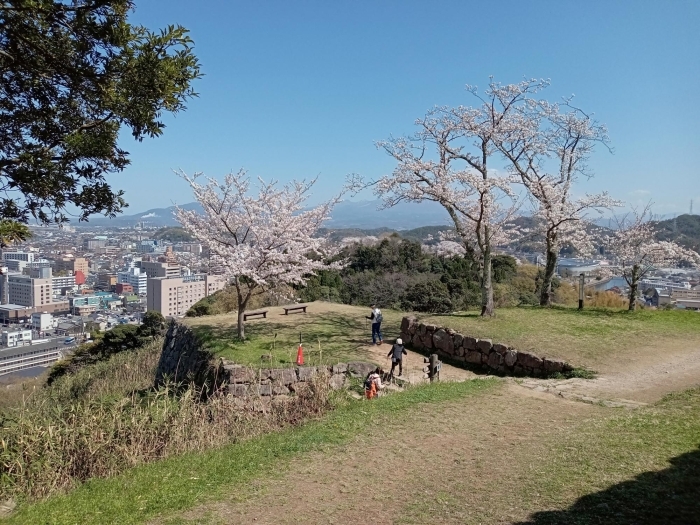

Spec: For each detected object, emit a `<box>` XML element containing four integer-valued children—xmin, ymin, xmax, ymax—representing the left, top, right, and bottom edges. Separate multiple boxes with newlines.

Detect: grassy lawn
<box><xmin>2</xmin><ymin>380</ymin><xmax>498</xmax><ymax>525</ymax></box>
<box><xmin>183</xmin><ymin>302</ymin><xmax>405</xmax><ymax>367</ymax></box>
<box><xmin>394</xmin><ymin>387</ymin><xmax>700</xmax><ymax>525</ymax></box>
<box><xmin>422</xmin><ymin>306</ymin><xmax>700</xmax><ymax>367</ymax></box>
<box><xmin>184</xmin><ymin>301</ymin><xmax>700</xmax><ymax>371</ymax></box>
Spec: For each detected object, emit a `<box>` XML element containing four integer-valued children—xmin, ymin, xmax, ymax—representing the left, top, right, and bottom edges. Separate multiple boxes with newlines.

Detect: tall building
<box><xmin>146</xmin><ymin>274</ymin><xmax>225</xmax><ymax>317</ymax></box>
<box><xmin>84</xmin><ymin>239</ymin><xmax>107</xmax><ymax>250</ymax></box>
<box><xmin>6</xmin><ymin>273</ymin><xmax>52</xmax><ymax>307</ymax></box>
<box><xmin>137</xmin><ymin>260</ymin><xmax>181</xmax><ymax>279</ymax></box>
<box><xmin>52</xmin><ymin>257</ymin><xmax>88</xmax><ymax>277</ymax></box>
<box><xmin>117</xmin><ymin>267</ymin><xmax>148</xmax><ymax>295</ymax></box>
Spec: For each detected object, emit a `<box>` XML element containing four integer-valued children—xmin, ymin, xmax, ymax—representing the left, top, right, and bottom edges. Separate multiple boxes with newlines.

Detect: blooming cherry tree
<box><xmin>374</xmin><ymin>80</ymin><xmax>545</xmax><ymax>315</ymax></box>
<box><xmin>606</xmin><ymin>205</ymin><xmax>700</xmax><ymax>310</ymax></box>
<box><xmin>175</xmin><ymin>170</ymin><xmax>342</xmax><ymax>338</ymax></box>
<box><xmin>493</xmin><ymin>85</ymin><xmax>621</xmax><ymax>305</ymax></box>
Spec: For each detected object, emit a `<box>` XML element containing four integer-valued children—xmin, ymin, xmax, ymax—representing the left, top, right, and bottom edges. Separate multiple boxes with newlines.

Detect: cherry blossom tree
<box><xmin>373</xmin><ymin>80</ymin><xmax>546</xmax><ymax>316</ymax></box>
<box><xmin>493</xmin><ymin>86</ymin><xmax>620</xmax><ymax>306</ymax></box>
<box><xmin>606</xmin><ymin>205</ymin><xmax>700</xmax><ymax>310</ymax></box>
<box><xmin>175</xmin><ymin>170</ymin><xmax>342</xmax><ymax>338</ymax></box>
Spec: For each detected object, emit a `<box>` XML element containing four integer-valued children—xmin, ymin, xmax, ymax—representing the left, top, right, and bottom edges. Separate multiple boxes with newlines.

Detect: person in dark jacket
<box><xmin>387</xmin><ymin>338</ymin><xmax>407</xmax><ymax>378</ymax></box>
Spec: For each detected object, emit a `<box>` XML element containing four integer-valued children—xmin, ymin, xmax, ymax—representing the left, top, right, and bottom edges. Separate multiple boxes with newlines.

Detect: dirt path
<box><xmin>168</xmin><ymin>383</ymin><xmax>600</xmax><ymax>525</ymax></box>
<box><xmin>515</xmin><ymin>339</ymin><xmax>700</xmax><ymax>406</ymax></box>
<box><xmin>362</xmin><ymin>342</ymin><xmax>479</xmax><ymax>383</ymax></box>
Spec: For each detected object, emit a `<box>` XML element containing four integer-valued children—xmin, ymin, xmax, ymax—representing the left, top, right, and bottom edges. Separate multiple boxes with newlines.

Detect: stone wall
<box><xmin>400</xmin><ymin>316</ymin><xmax>573</xmax><ymax>377</ymax></box>
<box><xmin>223</xmin><ymin>361</ymin><xmax>377</xmax><ymax>398</ymax></box>
<box><xmin>155</xmin><ymin>321</ymin><xmax>222</xmax><ymax>388</ymax></box>
<box><xmin>155</xmin><ymin>320</ymin><xmax>378</xmax><ymax>396</ymax></box>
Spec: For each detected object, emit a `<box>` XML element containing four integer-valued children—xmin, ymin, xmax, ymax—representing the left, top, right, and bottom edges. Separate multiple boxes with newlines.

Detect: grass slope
<box><xmin>3</xmin><ymin>381</ymin><xmax>498</xmax><ymax>525</ymax></box>
<box><xmin>421</xmin><ymin>307</ymin><xmax>700</xmax><ymax>367</ymax></box>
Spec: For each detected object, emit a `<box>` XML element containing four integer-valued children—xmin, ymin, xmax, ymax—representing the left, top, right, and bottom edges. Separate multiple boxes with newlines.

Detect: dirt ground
<box><xmin>170</xmin><ymin>383</ymin><xmax>599</xmax><ymax>525</ymax></box>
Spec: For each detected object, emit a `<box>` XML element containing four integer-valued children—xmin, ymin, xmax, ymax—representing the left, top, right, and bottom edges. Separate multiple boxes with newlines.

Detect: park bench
<box><xmin>243</xmin><ymin>309</ymin><xmax>268</xmax><ymax>321</ymax></box>
<box><xmin>283</xmin><ymin>304</ymin><xmax>308</xmax><ymax>315</ymax></box>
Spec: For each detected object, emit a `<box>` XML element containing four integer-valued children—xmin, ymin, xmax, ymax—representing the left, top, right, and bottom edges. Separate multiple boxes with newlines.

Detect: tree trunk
<box><xmin>540</xmin><ymin>235</ymin><xmax>558</xmax><ymax>307</ymax></box>
<box><xmin>628</xmin><ymin>265</ymin><xmax>639</xmax><ymax>311</ymax></box>
<box><xmin>480</xmin><ymin>244</ymin><xmax>494</xmax><ymax>316</ymax></box>
<box><xmin>237</xmin><ymin>307</ymin><xmax>245</xmax><ymax>339</ymax></box>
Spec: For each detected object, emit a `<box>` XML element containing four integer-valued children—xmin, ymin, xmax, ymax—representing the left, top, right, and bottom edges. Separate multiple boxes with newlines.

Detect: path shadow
<box><xmin>516</xmin><ymin>446</ymin><xmax>700</xmax><ymax>525</ymax></box>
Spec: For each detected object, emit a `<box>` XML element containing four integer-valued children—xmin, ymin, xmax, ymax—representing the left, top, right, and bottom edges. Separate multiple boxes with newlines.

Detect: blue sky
<box><xmin>113</xmin><ymin>0</ymin><xmax>700</xmax><ymax>218</ymax></box>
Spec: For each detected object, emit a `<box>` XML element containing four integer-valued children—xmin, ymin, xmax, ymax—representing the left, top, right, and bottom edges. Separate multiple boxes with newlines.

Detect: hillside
<box><xmin>654</xmin><ymin>214</ymin><xmax>700</xmax><ymax>251</ymax></box>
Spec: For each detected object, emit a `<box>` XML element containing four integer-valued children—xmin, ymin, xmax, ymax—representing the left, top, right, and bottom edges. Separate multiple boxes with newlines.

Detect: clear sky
<box><xmin>113</xmin><ymin>0</ymin><xmax>700</xmax><ymax>218</ymax></box>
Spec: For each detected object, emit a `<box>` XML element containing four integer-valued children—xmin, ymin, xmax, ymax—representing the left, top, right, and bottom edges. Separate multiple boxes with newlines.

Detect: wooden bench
<box><xmin>243</xmin><ymin>309</ymin><xmax>268</xmax><ymax>321</ymax></box>
<box><xmin>283</xmin><ymin>304</ymin><xmax>308</xmax><ymax>315</ymax></box>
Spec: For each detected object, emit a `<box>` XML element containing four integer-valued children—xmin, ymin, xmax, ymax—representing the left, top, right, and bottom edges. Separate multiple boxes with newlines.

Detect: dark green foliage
<box><xmin>492</xmin><ymin>255</ymin><xmax>517</xmax><ymax>283</ymax></box>
<box><xmin>47</xmin><ymin>320</ymin><xmax>161</xmax><ymax>384</ymax></box>
<box><xmin>140</xmin><ymin>311</ymin><xmax>166</xmax><ymax>337</ymax></box>
<box><xmin>401</xmin><ymin>280</ymin><xmax>453</xmax><ymax>313</ymax></box>
<box><xmin>0</xmin><ymin>1</ymin><xmax>201</xmax><ymax>223</ymax></box>
<box><xmin>153</xmin><ymin>227</ymin><xmax>194</xmax><ymax>243</ymax></box>
<box><xmin>654</xmin><ymin>214</ymin><xmax>700</xmax><ymax>252</ymax></box>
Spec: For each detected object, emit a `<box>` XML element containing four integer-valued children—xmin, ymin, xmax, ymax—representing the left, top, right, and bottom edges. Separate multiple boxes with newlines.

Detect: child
<box><xmin>387</xmin><ymin>338</ymin><xmax>407</xmax><ymax>378</ymax></box>
<box><xmin>364</xmin><ymin>367</ymin><xmax>383</xmax><ymax>399</ymax></box>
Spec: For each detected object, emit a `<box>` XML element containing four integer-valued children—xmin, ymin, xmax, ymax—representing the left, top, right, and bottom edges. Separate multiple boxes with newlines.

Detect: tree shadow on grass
<box><xmin>516</xmin><ymin>446</ymin><xmax>700</xmax><ymax>525</ymax></box>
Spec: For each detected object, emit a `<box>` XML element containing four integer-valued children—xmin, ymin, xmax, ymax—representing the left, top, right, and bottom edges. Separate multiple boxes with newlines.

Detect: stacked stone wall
<box><xmin>400</xmin><ymin>316</ymin><xmax>573</xmax><ymax>377</ymax></box>
<box><xmin>155</xmin><ymin>320</ymin><xmax>378</xmax><ymax>396</ymax></box>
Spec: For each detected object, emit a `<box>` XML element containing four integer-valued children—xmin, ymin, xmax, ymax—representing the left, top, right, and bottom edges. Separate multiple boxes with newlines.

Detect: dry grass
<box><xmin>0</xmin><ymin>338</ymin><xmax>332</xmax><ymax>503</ymax></box>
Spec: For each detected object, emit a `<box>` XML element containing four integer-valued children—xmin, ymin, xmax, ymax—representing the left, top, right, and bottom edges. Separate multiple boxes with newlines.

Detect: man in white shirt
<box><xmin>366</xmin><ymin>304</ymin><xmax>383</xmax><ymax>345</ymax></box>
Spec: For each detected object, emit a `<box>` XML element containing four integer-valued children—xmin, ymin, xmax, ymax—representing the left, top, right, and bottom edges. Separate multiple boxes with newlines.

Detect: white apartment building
<box><xmin>117</xmin><ymin>267</ymin><xmax>148</xmax><ymax>295</ymax></box>
<box><xmin>31</xmin><ymin>312</ymin><xmax>54</xmax><ymax>332</ymax></box>
<box><xmin>146</xmin><ymin>274</ymin><xmax>225</xmax><ymax>317</ymax></box>
<box><xmin>1</xmin><ymin>329</ymin><xmax>32</xmax><ymax>347</ymax></box>
<box><xmin>3</xmin><ymin>252</ymin><xmax>35</xmax><ymax>263</ymax></box>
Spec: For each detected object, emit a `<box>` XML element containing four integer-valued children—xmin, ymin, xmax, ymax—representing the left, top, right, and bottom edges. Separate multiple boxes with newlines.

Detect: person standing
<box><xmin>366</xmin><ymin>304</ymin><xmax>383</xmax><ymax>345</ymax></box>
<box><xmin>387</xmin><ymin>338</ymin><xmax>407</xmax><ymax>378</ymax></box>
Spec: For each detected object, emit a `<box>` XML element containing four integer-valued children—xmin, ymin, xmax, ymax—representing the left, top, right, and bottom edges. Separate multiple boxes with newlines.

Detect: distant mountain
<box><xmin>84</xmin><ymin>199</ymin><xmax>452</xmax><ymax>230</ymax></box>
<box><xmin>85</xmin><ymin>203</ymin><xmax>203</xmax><ymax>227</ymax></box>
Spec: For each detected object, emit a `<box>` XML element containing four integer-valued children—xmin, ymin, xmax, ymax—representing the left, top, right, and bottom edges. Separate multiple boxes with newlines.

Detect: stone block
<box><xmin>463</xmin><ymin>337</ymin><xmax>478</xmax><ymax>351</ymax></box>
<box><xmin>230</xmin><ymin>367</ymin><xmax>255</xmax><ymax>384</ymax></box>
<box><xmin>228</xmin><ymin>383</ymin><xmax>248</xmax><ymax>397</ymax></box>
<box><xmin>329</xmin><ymin>374</ymin><xmax>348</xmax><ymax>390</ymax></box>
<box><xmin>517</xmin><ymin>352</ymin><xmax>543</xmax><ymax>370</ymax></box>
<box><xmin>271</xmin><ymin>368</ymin><xmax>298</xmax><ymax>385</ymax></box>
<box><xmin>543</xmin><ymin>358</ymin><xmax>565</xmax><ymax>373</ymax></box>
<box><xmin>513</xmin><ymin>365</ymin><xmax>526</xmax><ymax>377</ymax></box>
<box><xmin>453</xmin><ymin>334</ymin><xmax>463</xmax><ymax>349</ymax></box>
<box><xmin>487</xmin><ymin>352</ymin><xmax>503</xmax><ymax>370</ymax></box>
<box><xmin>492</xmin><ymin>343</ymin><xmax>509</xmax><ymax>355</ymax></box>
<box><xmin>425</xmin><ymin>324</ymin><xmax>437</xmax><ymax>333</ymax></box>
<box><xmin>401</xmin><ymin>316</ymin><xmax>417</xmax><ymax>334</ymax></box>
<box><xmin>504</xmin><ymin>350</ymin><xmax>518</xmax><ymax>367</ymax></box>
<box><xmin>257</xmin><ymin>383</ymin><xmax>272</xmax><ymax>396</ymax></box>
<box><xmin>418</xmin><ymin>323</ymin><xmax>427</xmax><ymax>336</ymax></box>
<box><xmin>423</xmin><ymin>334</ymin><xmax>434</xmax><ymax>349</ymax></box>
<box><xmin>259</xmin><ymin>369</ymin><xmax>272</xmax><ymax>380</ymax></box>
<box><xmin>432</xmin><ymin>329</ymin><xmax>454</xmax><ymax>355</ymax></box>
<box><xmin>297</xmin><ymin>366</ymin><xmax>318</xmax><ymax>381</ymax></box>
<box><xmin>272</xmin><ymin>384</ymin><xmax>290</xmax><ymax>395</ymax></box>
<box><xmin>454</xmin><ymin>345</ymin><xmax>465</xmax><ymax>358</ymax></box>
<box><xmin>332</xmin><ymin>363</ymin><xmax>348</xmax><ymax>374</ymax></box>
<box><xmin>476</xmin><ymin>339</ymin><xmax>493</xmax><ymax>353</ymax></box>
<box><xmin>465</xmin><ymin>351</ymin><xmax>482</xmax><ymax>364</ymax></box>
<box><xmin>348</xmin><ymin>362</ymin><xmax>376</xmax><ymax>377</ymax></box>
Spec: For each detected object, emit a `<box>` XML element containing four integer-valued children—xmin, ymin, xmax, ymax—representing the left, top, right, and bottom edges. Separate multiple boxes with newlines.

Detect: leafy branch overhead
<box><xmin>0</xmin><ymin>0</ymin><xmax>201</xmax><ymax>223</ymax></box>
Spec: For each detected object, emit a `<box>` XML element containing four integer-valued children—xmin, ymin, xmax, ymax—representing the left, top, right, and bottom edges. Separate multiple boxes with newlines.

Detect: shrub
<box><xmin>401</xmin><ymin>280</ymin><xmax>453</xmax><ymax>313</ymax></box>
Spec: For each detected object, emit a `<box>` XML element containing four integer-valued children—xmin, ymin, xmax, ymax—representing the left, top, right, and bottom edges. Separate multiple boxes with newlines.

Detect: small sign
<box><xmin>436</xmin><ymin>361</ymin><xmax>442</xmax><ymax>372</ymax></box>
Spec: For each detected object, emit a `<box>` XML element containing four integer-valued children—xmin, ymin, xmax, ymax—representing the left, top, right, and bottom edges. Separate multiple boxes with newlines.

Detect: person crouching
<box><xmin>364</xmin><ymin>367</ymin><xmax>383</xmax><ymax>399</ymax></box>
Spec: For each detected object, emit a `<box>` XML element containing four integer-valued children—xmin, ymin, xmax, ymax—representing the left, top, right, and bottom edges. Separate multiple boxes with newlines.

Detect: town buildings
<box><xmin>146</xmin><ymin>274</ymin><xmax>225</xmax><ymax>317</ymax></box>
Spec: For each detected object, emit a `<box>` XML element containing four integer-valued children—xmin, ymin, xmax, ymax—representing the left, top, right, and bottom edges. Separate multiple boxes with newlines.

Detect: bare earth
<box><xmin>171</xmin><ymin>384</ymin><xmax>599</xmax><ymax>525</ymax></box>
<box><xmin>156</xmin><ymin>307</ymin><xmax>700</xmax><ymax>524</ymax></box>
